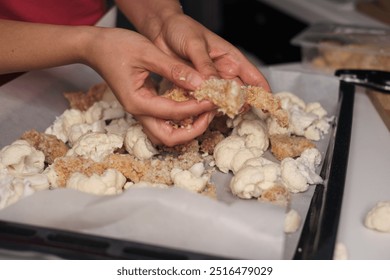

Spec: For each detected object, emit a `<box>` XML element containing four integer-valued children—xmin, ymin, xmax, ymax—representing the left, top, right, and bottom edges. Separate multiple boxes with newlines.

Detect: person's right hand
<box><xmin>83</xmin><ymin>27</ymin><xmax>216</xmax><ymax>146</ymax></box>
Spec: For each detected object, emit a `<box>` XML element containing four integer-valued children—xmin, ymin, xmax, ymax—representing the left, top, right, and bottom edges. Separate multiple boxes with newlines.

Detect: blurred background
<box><xmin>115</xmin><ymin>0</ymin><xmax>389</xmax><ymax>66</ymax></box>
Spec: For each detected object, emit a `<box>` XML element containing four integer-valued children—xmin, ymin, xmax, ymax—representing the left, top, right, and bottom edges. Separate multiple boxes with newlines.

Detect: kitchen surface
<box><xmin>0</xmin><ymin>0</ymin><xmax>389</xmax><ymax>260</ymax></box>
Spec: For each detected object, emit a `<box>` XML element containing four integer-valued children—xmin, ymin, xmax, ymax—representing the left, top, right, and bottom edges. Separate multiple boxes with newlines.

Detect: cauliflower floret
<box><xmin>233</xmin><ymin>119</ymin><xmax>269</xmax><ymax>154</ymax></box>
<box><xmin>266</xmin><ymin>92</ymin><xmax>332</xmax><ymax>141</ymax></box>
<box><xmin>42</xmin><ymin>164</ymin><xmax>59</xmax><ymax>188</ymax></box>
<box><xmin>364</xmin><ymin>201</ymin><xmax>390</xmax><ymax>233</ymax></box>
<box><xmin>124</xmin><ymin>124</ymin><xmax>158</xmax><ymax>160</ymax></box>
<box><xmin>85</xmin><ymin>100</ymin><xmax>125</xmax><ymax>124</ymax></box>
<box><xmin>66</xmin><ymin>169</ymin><xmax>126</xmax><ymax>195</ymax></box>
<box><xmin>23</xmin><ymin>173</ymin><xmax>50</xmax><ymax>191</ymax></box>
<box><xmin>230</xmin><ymin>157</ymin><xmax>281</xmax><ymax>199</ymax></box>
<box><xmin>306</xmin><ymin>102</ymin><xmax>327</xmax><ymax>118</ymax></box>
<box><xmin>45</xmin><ymin>109</ymin><xmax>85</xmax><ymax>143</ymax></box>
<box><xmin>229</xmin><ymin>165</ymin><xmax>265</xmax><ymax>199</ymax></box>
<box><xmin>214</xmin><ymin>135</ymin><xmax>246</xmax><ymax>173</ymax></box>
<box><xmin>67</xmin><ymin>120</ymin><xmax>106</xmax><ymax>146</ymax></box>
<box><xmin>105</xmin><ymin>114</ymin><xmax>138</xmax><ymax>137</ymax></box>
<box><xmin>124</xmin><ymin>181</ymin><xmax>170</xmax><ymax>190</ymax></box>
<box><xmin>215</xmin><ymin>116</ymin><xmax>270</xmax><ymax>174</ymax></box>
<box><xmin>0</xmin><ymin>170</ymin><xmax>35</xmax><ymax>209</ymax></box>
<box><xmin>0</xmin><ymin>140</ymin><xmax>45</xmax><ymax>175</ymax></box>
<box><xmin>333</xmin><ymin>242</ymin><xmax>348</xmax><ymax>260</ymax></box>
<box><xmin>281</xmin><ymin>148</ymin><xmax>323</xmax><ymax>193</ymax></box>
<box><xmin>67</xmin><ymin>132</ymin><xmax>123</xmax><ymax>162</ymax></box>
<box><xmin>171</xmin><ymin>162</ymin><xmax>209</xmax><ymax>193</ymax></box>
<box><xmin>275</xmin><ymin>92</ymin><xmax>306</xmax><ymax>110</ymax></box>
<box><xmin>230</xmin><ymin>149</ymin><xmax>259</xmax><ymax>174</ymax></box>
<box><xmin>284</xmin><ymin>209</ymin><xmax>301</xmax><ymax>233</ymax></box>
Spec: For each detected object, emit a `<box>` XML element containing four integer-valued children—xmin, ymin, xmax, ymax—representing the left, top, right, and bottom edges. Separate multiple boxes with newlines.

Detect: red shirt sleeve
<box><xmin>0</xmin><ymin>0</ymin><xmax>107</xmax><ymax>25</ymax></box>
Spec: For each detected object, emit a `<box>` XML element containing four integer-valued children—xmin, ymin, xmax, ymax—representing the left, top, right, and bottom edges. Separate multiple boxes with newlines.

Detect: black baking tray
<box><xmin>1</xmin><ymin>70</ymin><xmax>388</xmax><ymax>260</ymax></box>
<box><xmin>294</xmin><ymin>69</ymin><xmax>390</xmax><ymax>260</ymax></box>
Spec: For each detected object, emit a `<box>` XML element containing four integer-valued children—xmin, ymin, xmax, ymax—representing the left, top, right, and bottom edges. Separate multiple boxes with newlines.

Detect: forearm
<box><xmin>115</xmin><ymin>0</ymin><xmax>183</xmax><ymax>39</ymax></box>
<box><xmin>0</xmin><ymin>19</ymin><xmax>95</xmax><ymax>74</ymax></box>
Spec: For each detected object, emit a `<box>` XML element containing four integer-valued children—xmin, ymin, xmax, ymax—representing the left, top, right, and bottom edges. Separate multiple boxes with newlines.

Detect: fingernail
<box><xmin>189</xmin><ymin>74</ymin><xmax>204</xmax><ymax>88</ymax></box>
<box><xmin>208</xmin><ymin>111</ymin><xmax>216</xmax><ymax>124</ymax></box>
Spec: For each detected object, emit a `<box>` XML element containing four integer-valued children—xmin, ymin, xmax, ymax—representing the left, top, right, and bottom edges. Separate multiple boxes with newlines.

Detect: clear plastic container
<box><xmin>291</xmin><ymin>23</ymin><xmax>390</xmax><ymax>72</ymax></box>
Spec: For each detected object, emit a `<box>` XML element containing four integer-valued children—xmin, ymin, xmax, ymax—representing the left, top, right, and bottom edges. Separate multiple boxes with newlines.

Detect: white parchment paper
<box><xmin>0</xmin><ymin>64</ymin><xmax>340</xmax><ymax>259</ymax></box>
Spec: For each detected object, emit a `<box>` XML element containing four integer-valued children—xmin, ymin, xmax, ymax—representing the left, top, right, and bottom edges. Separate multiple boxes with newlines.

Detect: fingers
<box><xmin>138</xmin><ymin>111</ymin><xmax>215</xmax><ymax>146</ymax></box>
<box><xmin>186</xmin><ymin>41</ymin><xmax>219</xmax><ymax>79</ymax></box>
<box><xmin>143</xmin><ymin>49</ymin><xmax>205</xmax><ymax>90</ymax></box>
<box><xmin>238</xmin><ymin>62</ymin><xmax>271</xmax><ymax>92</ymax></box>
<box><xmin>126</xmin><ymin>87</ymin><xmax>215</xmax><ymax>121</ymax></box>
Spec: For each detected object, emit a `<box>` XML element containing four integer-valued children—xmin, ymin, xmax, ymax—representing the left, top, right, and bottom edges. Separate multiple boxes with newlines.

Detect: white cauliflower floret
<box><xmin>23</xmin><ymin>174</ymin><xmax>50</xmax><ymax>191</ymax></box>
<box><xmin>66</xmin><ymin>169</ymin><xmax>126</xmax><ymax>195</ymax></box>
<box><xmin>42</xmin><ymin>164</ymin><xmax>59</xmax><ymax>188</ymax></box>
<box><xmin>124</xmin><ymin>181</ymin><xmax>170</xmax><ymax>190</ymax></box>
<box><xmin>284</xmin><ymin>209</ymin><xmax>301</xmax><ymax>233</ymax></box>
<box><xmin>214</xmin><ymin>135</ymin><xmax>246</xmax><ymax>173</ymax></box>
<box><xmin>364</xmin><ymin>201</ymin><xmax>390</xmax><ymax>233</ymax></box>
<box><xmin>230</xmin><ymin>165</ymin><xmax>265</xmax><ymax>199</ymax></box>
<box><xmin>289</xmin><ymin>108</ymin><xmax>318</xmax><ymax>136</ymax></box>
<box><xmin>171</xmin><ymin>162</ymin><xmax>209</xmax><ymax>193</ymax></box>
<box><xmin>215</xmin><ymin>116</ymin><xmax>270</xmax><ymax>174</ymax></box>
<box><xmin>45</xmin><ymin>109</ymin><xmax>85</xmax><ymax>143</ymax></box>
<box><xmin>276</xmin><ymin>92</ymin><xmax>306</xmax><ymax>110</ymax></box>
<box><xmin>267</xmin><ymin>92</ymin><xmax>332</xmax><ymax>141</ymax></box>
<box><xmin>67</xmin><ymin>132</ymin><xmax>123</xmax><ymax>162</ymax></box>
<box><xmin>85</xmin><ymin>101</ymin><xmax>125</xmax><ymax>124</ymax></box>
<box><xmin>124</xmin><ymin>124</ymin><xmax>158</xmax><ymax>160</ymax></box>
<box><xmin>333</xmin><ymin>243</ymin><xmax>348</xmax><ymax>260</ymax></box>
<box><xmin>281</xmin><ymin>148</ymin><xmax>323</xmax><ymax>193</ymax></box>
<box><xmin>0</xmin><ymin>170</ymin><xmax>35</xmax><ymax>209</ymax></box>
<box><xmin>233</xmin><ymin>119</ymin><xmax>269</xmax><ymax>154</ymax></box>
<box><xmin>227</xmin><ymin>110</ymin><xmax>259</xmax><ymax>128</ymax></box>
<box><xmin>230</xmin><ymin>149</ymin><xmax>259</xmax><ymax>174</ymax></box>
<box><xmin>68</xmin><ymin>120</ymin><xmax>106</xmax><ymax>146</ymax></box>
<box><xmin>105</xmin><ymin>115</ymin><xmax>137</xmax><ymax>137</ymax></box>
<box><xmin>306</xmin><ymin>102</ymin><xmax>327</xmax><ymax>118</ymax></box>
<box><xmin>0</xmin><ymin>140</ymin><xmax>45</xmax><ymax>176</ymax></box>
<box><xmin>230</xmin><ymin>157</ymin><xmax>281</xmax><ymax>199</ymax></box>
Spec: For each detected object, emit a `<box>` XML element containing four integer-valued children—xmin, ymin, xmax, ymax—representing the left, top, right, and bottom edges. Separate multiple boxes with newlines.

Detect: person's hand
<box><xmin>149</xmin><ymin>14</ymin><xmax>271</xmax><ymax>91</ymax></box>
<box><xmin>84</xmin><ymin>27</ymin><xmax>215</xmax><ymax>146</ymax></box>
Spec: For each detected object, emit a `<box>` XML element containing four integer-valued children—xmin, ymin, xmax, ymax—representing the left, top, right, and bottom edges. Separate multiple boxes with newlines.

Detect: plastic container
<box><xmin>291</xmin><ymin>23</ymin><xmax>390</xmax><ymax>72</ymax></box>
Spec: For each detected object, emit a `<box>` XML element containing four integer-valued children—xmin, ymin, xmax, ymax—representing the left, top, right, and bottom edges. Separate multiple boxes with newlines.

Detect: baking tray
<box><xmin>294</xmin><ymin>69</ymin><xmax>390</xmax><ymax>259</ymax></box>
<box><xmin>2</xmin><ymin>67</ymin><xmax>381</xmax><ymax>260</ymax></box>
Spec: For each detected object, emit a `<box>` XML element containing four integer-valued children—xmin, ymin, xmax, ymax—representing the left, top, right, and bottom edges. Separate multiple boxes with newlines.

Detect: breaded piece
<box><xmin>270</xmin><ymin>134</ymin><xmax>315</xmax><ymax>161</ymax></box>
<box><xmin>158</xmin><ymin>139</ymin><xmax>200</xmax><ymax>155</ymax></box>
<box><xmin>104</xmin><ymin>154</ymin><xmax>152</xmax><ymax>183</ymax></box>
<box><xmin>21</xmin><ymin>129</ymin><xmax>68</xmax><ymax>164</ymax></box>
<box><xmin>161</xmin><ymin>87</ymin><xmax>196</xmax><ymax>128</ymax></box>
<box><xmin>53</xmin><ymin>156</ymin><xmax>106</xmax><ymax>187</ymax></box>
<box><xmin>161</xmin><ymin>87</ymin><xmax>191</xmax><ymax>102</ymax></box>
<box><xmin>192</xmin><ymin>79</ymin><xmax>245</xmax><ymax>118</ymax></box>
<box><xmin>192</xmin><ymin>79</ymin><xmax>289</xmax><ymax>127</ymax></box>
<box><xmin>259</xmin><ymin>185</ymin><xmax>290</xmax><ymax>206</ymax></box>
<box><xmin>244</xmin><ymin>86</ymin><xmax>289</xmax><ymax>127</ymax></box>
<box><xmin>63</xmin><ymin>83</ymin><xmax>107</xmax><ymax>111</ymax></box>
<box><xmin>198</xmin><ymin>130</ymin><xmax>225</xmax><ymax>155</ymax></box>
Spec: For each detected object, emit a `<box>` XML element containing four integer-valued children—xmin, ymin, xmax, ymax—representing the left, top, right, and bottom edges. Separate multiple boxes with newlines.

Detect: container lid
<box><xmin>291</xmin><ymin>23</ymin><xmax>390</xmax><ymax>55</ymax></box>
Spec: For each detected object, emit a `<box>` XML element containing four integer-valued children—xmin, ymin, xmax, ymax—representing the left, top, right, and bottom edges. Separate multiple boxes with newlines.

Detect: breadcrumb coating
<box><xmin>244</xmin><ymin>86</ymin><xmax>289</xmax><ymax>128</ymax></box>
<box><xmin>259</xmin><ymin>185</ymin><xmax>290</xmax><ymax>206</ymax></box>
<box><xmin>270</xmin><ymin>134</ymin><xmax>315</xmax><ymax>161</ymax></box>
<box><xmin>63</xmin><ymin>83</ymin><xmax>107</xmax><ymax>111</ymax></box>
<box><xmin>21</xmin><ymin>129</ymin><xmax>68</xmax><ymax>164</ymax></box>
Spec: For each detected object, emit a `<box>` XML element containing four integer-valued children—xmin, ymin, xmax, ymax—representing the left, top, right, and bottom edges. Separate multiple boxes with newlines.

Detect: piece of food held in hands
<box><xmin>0</xmin><ymin>79</ymin><xmax>333</xmax><ymax>216</ymax></box>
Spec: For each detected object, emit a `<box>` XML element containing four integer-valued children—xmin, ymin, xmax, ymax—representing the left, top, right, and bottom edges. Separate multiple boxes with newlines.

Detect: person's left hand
<box><xmin>149</xmin><ymin>13</ymin><xmax>271</xmax><ymax>91</ymax></box>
